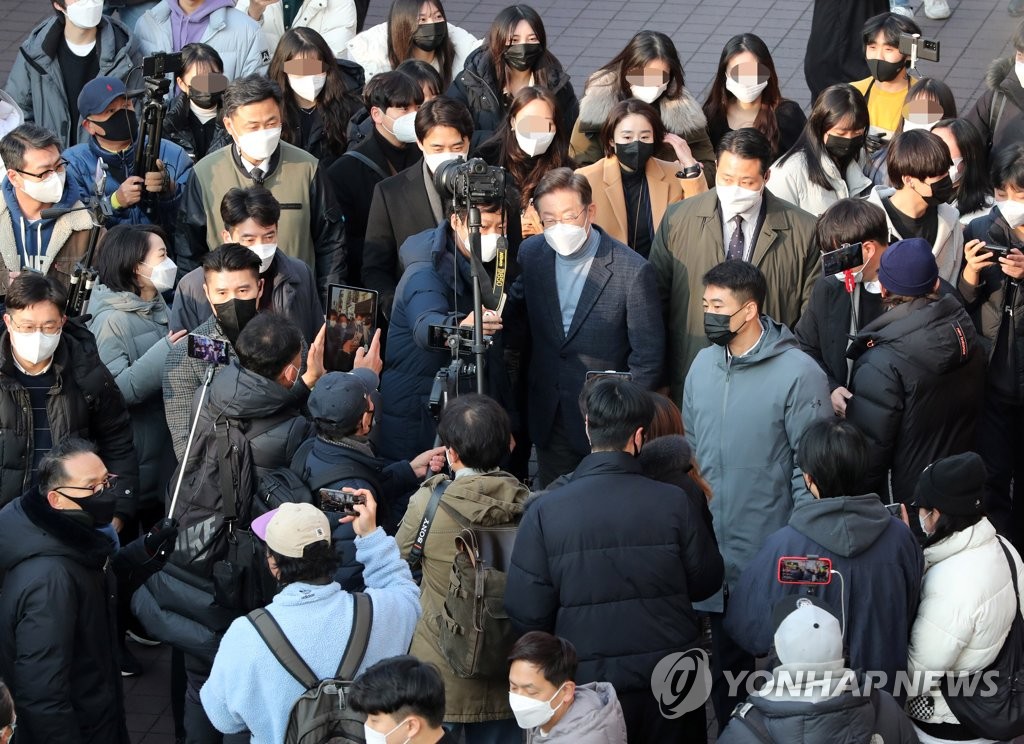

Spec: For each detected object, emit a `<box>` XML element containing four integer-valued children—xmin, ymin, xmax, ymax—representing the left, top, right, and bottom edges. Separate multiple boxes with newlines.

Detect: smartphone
<box><xmin>585</xmin><ymin>370</ymin><xmax>634</xmax><ymax>382</ymax></box>
<box><xmin>143</xmin><ymin>51</ymin><xmax>183</xmax><ymax>77</ymax></box>
<box><xmin>325</xmin><ymin>284</ymin><xmax>379</xmax><ymax>372</ymax></box>
<box><xmin>821</xmin><ymin>242</ymin><xmax>864</xmax><ymax>276</ymax></box>
<box><xmin>885</xmin><ymin>503</ymin><xmax>904</xmax><ymax>518</ymax></box>
<box><xmin>986</xmin><ymin>245</ymin><xmax>1011</xmax><ymax>259</ymax></box>
<box><xmin>187</xmin><ymin>333</ymin><xmax>229</xmax><ymax>365</ymax></box>
<box><xmin>898</xmin><ymin>33</ymin><xmax>940</xmax><ymax>63</ymax></box>
<box><xmin>777</xmin><ymin>556</ymin><xmax>833</xmax><ymax>585</ymax></box>
<box><xmin>319</xmin><ymin>488</ymin><xmax>366</xmax><ymax>516</ymax></box>
<box><xmin>426</xmin><ymin>324</ymin><xmax>475</xmax><ymax>352</ymax></box>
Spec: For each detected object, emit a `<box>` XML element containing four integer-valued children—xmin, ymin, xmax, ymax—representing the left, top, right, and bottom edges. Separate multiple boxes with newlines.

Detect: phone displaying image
<box><xmin>778</xmin><ymin>556</ymin><xmax>833</xmax><ymax>585</ymax></box>
<box><xmin>585</xmin><ymin>370</ymin><xmax>634</xmax><ymax>382</ymax></box>
<box><xmin>325</xmin><ymin>285</ymin><xmax>379</xmax><ymax>372</ymax></box>
<box><xmin>821</xmin><ymin>242</ymin><xmax>864</xmax><ymax>276</ymax></box>
<box><xmin>426</xmin><ymin>324</ymin><xmax>475</xmax><ymax>352</ymax></box>
<box><xmin>187</xmin><ymin>334</ymin><xmax>229</xmax><ymax>365</ymax></box>
<box><xmin>319</xmin><ymin>488</ymin><xmax>366</xmax><ymax>516</ymax></box>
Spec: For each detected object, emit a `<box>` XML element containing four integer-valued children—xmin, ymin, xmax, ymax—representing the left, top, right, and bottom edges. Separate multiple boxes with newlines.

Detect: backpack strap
<box><xmin>990</xmin><ymin>92</ymin><xmax>1008</xmax><ymax>148</ymax></box>
<box><xmin>406</xmin><ymin>479</ymin><xmax>449</xmax><ymax>570</ymax></box>
<box><xmin>215</xmin><ymin>418</ymin><xmax>237</xmax><ymax>522</ymax></box>
<box><xmin>342</xmin><ymin>150</ymin><xmax>388</xmax><ymax>180</ymax></box>
<box><xmin>730</xmin><ymin>702</ymin><xmax>775</xmax><ymax>744</ymax></box>
<box><xmin>997</xmin><ymin>536</ymin><xmax>1022</xmax><ymax>609</ymax></box>
<box><xmin>338</xmin><ymin>592</ymin><xmax>373</xmax><ymax>680</ymax></box>
<box><xmin>247</xmin><ymin>608</ymin><xmax>321</xmax><ymax>689</ymax></box>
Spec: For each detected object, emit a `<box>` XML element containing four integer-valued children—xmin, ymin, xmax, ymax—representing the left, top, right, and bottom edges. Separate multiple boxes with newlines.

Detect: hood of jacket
<box><xmin>923</xmin><ymin>515</ymin><xmax>998</xmax><ymax>569</ymax></box>
<box><xmin>538</xmin><ymin>682</ymin><xmax>627</xmax><ymax>743</ymax></box>
<box><xmin>88</xmin><ymin>283</ymin><xmax>169</xmax><ymax>323</ymax></box>
<box><xmin>18</xmin><ymin>14</ymin><xmax>131</xmax><ymax>66</ymax></box>
<box><xmin>0</xmin><ymin>491</ymin><xmax>116</xmax><ymax>573</ymax></box>
<box><xmin>712</xmin><ymin>317</ymin><xmax>803</xmax><ymax>371</ymax></box>
<box><xmin>847</xmin><ymin>295</ymin><xmax>977</xmax><ymax>374</ymax></box>
<box><xmin>425</xmin><ymin>471</ymin><xmax>528</xmax><ymax>526</ymax></box>
<box><xmin>578</xmin><ymin>69</ymin><xmax>706</xmax><ymax>135</ymax></box>
<box><xmin>637</xmin><ymin>433</ymin><xmax>693</xmax><ymax>484</ymax></box>
<box><xmin>167</xmin><ymin>0</ymin><xmax>234</xmax><ymax>24</ymax></box>
<box><xmin>207</xmin><ymin>359</ymin><xmax>300</xmax><ymax>420</ymax></box>
<box><xmin>788</xmin><ymin>494</ymin><xmax>893</xmax><ymax>558</ymax></box>
<box><xmin>0</xmin><ymin>91</ymin><xmax>24</xmax><ymax>140</ymax></box>
<box><xmin>988</xmin><ymin>56</ymin><xmax>1017</xmax><ymax>92</ymax></box>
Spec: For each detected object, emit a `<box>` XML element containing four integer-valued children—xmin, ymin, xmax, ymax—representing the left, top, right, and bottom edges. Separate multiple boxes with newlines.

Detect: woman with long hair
<box><xmin>767</xmin><ymin>84</ymin><xmax>873</xmax><ymax>216</ymax></box>
<box><xmin>570</xmin><ymin>31</ymin><xmax>715</xmax><ymax>182</ymax></box>
<box><xmin>449</xmin><ymin>4</ymin><xmax>578</xmax><ymax>142</ymax></box>
<box><xmin>345</xmin><ymin>0</ymin><xmax>480</xmax><ymax>87</ymax></box>
<box><xmin>933</xmin><ymin>118</ymin><xmax>992</xmax><ymax>224</ymax></box>
<box><xmin>576</xmin><ymin>99</ymin><xmax>706</xmax><ymax>257</ymax></box>
<box><xmin>269</xmin><ymin>27</ymin><xmax>363</xmax><ymax>165</ymax></box>
<box><xmin>703</xmin><ymin>33</ymin><xmax>806</xmax><ymax>160</ymax></box>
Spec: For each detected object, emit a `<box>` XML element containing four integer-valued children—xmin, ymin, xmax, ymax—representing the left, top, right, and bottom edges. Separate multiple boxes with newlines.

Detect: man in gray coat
<box><xmin>683</xmin><ymin>259</ymin><xmax>830</xmax><ymax>730</ymax></box>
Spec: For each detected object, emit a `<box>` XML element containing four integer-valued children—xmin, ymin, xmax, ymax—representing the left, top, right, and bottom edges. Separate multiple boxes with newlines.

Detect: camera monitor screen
<box><xmin>325</xmin><ymin>285</ymin><xmax>379</xmax><ymax>372</ymax></box>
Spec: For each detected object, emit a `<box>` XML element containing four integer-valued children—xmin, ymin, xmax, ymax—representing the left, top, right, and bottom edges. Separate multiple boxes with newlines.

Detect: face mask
<box><xmin>544</xmin><ymin>222</ymin><xmax>589</xmax><ymax>257</ymax></box>
<box><xmin>249</xmin><ymin>242</ymin><xmax>277</xmax><ymax>273</ymax></box>
<box><xmin>997</xmin><ymin>198</ymin><xmax>1024</xmax><ymax>229</ymax></box>
<box><xmin>64</xmin><ymin>488</ymin><xmax>118</xmax><ymax>526</ymax></box>
<box><xmin>235</xmin><ymin>126</ymin><xmax>282</xmax><ymax>161</ymax></box>
<box><xmin>20</xmin><ymin>170</ymin><xmax>66</xmax><ymax>204</ymax></box>
<box><xmin>1016</xmin><ymin>60</ymin><xmax>1024</xmax><ymax>88</ymax></box>
<box><xmin>515</xmin><ymin>128</ymin><xmax>554</xmax><ymax>157</ymax></box>
<box><xmin>919</xmin><ymin>512</ymin><xmax>935</xmax><ymax>538</ymax></box>
<box><xmin>615</xmin><ymin>140</ymin><xmax>654</xmax><ymax>172</ymax></box>
<box><xmin>950</xmin><ymin>157</ymin><xmax>964</xmax><ymax>185</ymax></box>
<box><xmin>288</xmin><ymin>73</ymin><xmax>327</xmax><ymax>102</ymax></box>
<box><xmin>824</xmin><ymin>134</ymin><xmax>864</xmax><ymax>161</ymax></box>
<box><xmin>92</xmin><ymin>109</ymin><xmax>137</xmax><ymax>143</ymax></box>
<box><xmin>479</xmin><ymin>233</ymin><xmax>500</xmax><ymax>262</ymax></box>
<box><xmin>213</xmin><ymin>297</ymin><xmax>258</xmax><ymax>344</ymax></box>
<box><xmin>387</xmin><ymin>111</ymin><xmax>418</xmax><ymax>143</ymax></box>
<box><xmin>704</xmin><ymin>304</ymin><xmax>748</xmax><ymax>347</ymax></box>
<box><xmin>10</xmin><ymin>329</ymin><xmax>61</xmax><ymax>365</ymax></box>
<box><xmin>423</xmin><ymin>151</ymin><xmax>459</xmax><ymax>174</ymax></box>
<box><xmin>504</xmin><ymin>42</ymin><xmax>544</xmax><ymax>72</ymax></box>
<box><xmin>725</xmin><ymin>76</ymin><xmax>768</xmax><ymax>103</ymax></box>
<box><xmin>189</xmin><ymin>100</ymin><xmax>219</xmax><ymax>124</ymax></box>
<box><xmin>629</xmin><ymin>83</ymin><xmax>668</xmax><ymax>105</ymax></box>
<box><xmin>363</xmin><ymin>718</ymin><xmax>410</xmax><ymax>744</ymax></box>
<box><xmin>412</xmin><ymin>21</ymin><xmax>447</xmax><ymax>52</ymax></box>
<box><xmin>866</xmin><ymin>57</ymin><xmax>904</xmax><ymax>83</ymax></box>
<box><xmin>716</xmin><ymin>183</ymin><xmax>763</xmax><ymax>217</ymax></box>
<box><xmin>509</xmin><ymin>683</ymin><xmax>566</xmax><ymax>730</ymax></box>
<box><xmin>142</xmin><ymin>257</ymin><xmax>177</xmax><ymax>293</ymax></box>
<box><xmin>189</xmin><ymin>89</ymin><xmax>222</xmax><ymax>111</ymax></box>
<box><xmin>902</xmin><ymin>117</ymin><xmax>937</xmax><ymax>133</ymax></box>
<box><xmin>918</xmin><ymin>174</ymin><xmax>953</xmax><ymax>206</ymax></box>
<box><xmin>66</xmin><ymin>0</ymin><xmax>104</xmax><ymax>29</ymax></box>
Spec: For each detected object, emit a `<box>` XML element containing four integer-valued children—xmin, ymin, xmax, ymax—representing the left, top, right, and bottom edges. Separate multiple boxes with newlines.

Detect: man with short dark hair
<box><xmin>170</xmin><ymin>187</ymin><xmax>323</xmax><ymax>342</ymax></box>
<box><xmin>350</xmin><ymin>656</ymin><xmax>459</xmax><ymax>744</ymax></box>
<box><xmin>851</xmin><ymin>12</ymin><xmax>925</xmax><ymax>135</ymax></box>
<box><xmin>507</xmin><ymin>631</ymin><xmax>627</xmax><ymax>743</ymax></box>
<box><xmin>505</xmin><ymin>377</ymin><xmax>723</xmax><ymax>744</ymax></box>
<box><xmin>176</xmin><ymin>74</ymin><xmax>346</xmax><ymax>299</ymax></box>
<box><xmin>683</xmin><ymin>259</ymin><xmax>830</xmax><ymax>728</ymax></box>
<box><xmin>650</xmin><ymin>128</ymin><xmax>819</xmax><ymax>398</ymax></box>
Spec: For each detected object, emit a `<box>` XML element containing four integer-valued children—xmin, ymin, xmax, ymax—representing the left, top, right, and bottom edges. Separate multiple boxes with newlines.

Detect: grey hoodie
<box><xmin>526</xmin><ymin>682</ymin><xmax>628</xmax><ymax>744</ymax></box>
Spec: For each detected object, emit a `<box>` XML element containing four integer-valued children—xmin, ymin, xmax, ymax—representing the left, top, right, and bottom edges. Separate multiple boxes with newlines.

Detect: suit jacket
<box><xmin>648</xmin><ymin>188</ymin><xmax>819</xmax><ymax>402</ymax></box>
<box><xmin>510</xmin><ymin>227</ymin><xmax>665</xmax><ymax>455</ymax></box>
<box><xmin>576</xmin><ymin>156</ymin><xmax>706</xmax><ymax>250</ymax></box>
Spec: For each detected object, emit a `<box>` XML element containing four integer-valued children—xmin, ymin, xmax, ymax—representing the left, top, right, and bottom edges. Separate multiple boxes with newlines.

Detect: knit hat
<box><xmin>912</xmin><ymin>452</ymin><xmax>986</xmax><ymax>516</ymax></box>
<box><xmin>772</xmin><ymin>595</ymin><xmax>843</xmax><ymax>666</ymax></box>
<box><xmin>251</xmin><ymin>502</ymin><xmax>331</xmax><ymax>558</ymax></box>
<box><xmin>308</xmin><ymin>369</ymin><xmax>379</xmax><ymax>431</ymax></box>
<box><xmin>78</xmin><ymin>76</ymin><xmax>127</xmax><ymax>120</ymax></box>
<box><xmin>877</xmin><ymin>237</ymin><xmax>939</xmax><ymax>297</ymax></box>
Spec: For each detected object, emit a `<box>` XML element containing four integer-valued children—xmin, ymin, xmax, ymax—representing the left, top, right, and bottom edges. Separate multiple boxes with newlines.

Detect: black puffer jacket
<box><xmin>966</xmin><ymin>57</ymin><xmax>1024</xmax><ymax>156</ymax></box>
<box><xmin>846</xmin><ymin>295</ymin><xmax>986</xmax><ymax>503</ymax></box>
<box><xmin>163</xmin><ymin>93</ymin><xmax>232</xmax><ymax>163</ymax></box>
<box><xmin>0</xmin><ymin>319</ymin><xmax>138</xmax><ymax>516</ymax></box>
<box><xmin>505</xmin><ymin>451</ymin><xmax>723</xmax><ymax>695</ymax></box>
<box><xmin>448</xmin><ymin>46</ymin><xmax>579</xmax><ymax>141</ymax></box>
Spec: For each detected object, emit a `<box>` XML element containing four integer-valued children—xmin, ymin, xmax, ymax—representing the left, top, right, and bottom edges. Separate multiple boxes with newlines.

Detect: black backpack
<box><xmin>248</xmin><ymin>592</ymin><xmax>372</xmax><ymax>744</ymax></box>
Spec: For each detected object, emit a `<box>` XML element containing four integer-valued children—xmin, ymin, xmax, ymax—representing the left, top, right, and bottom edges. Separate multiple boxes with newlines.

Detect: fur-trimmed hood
<box><xmin>577</xmin><ymin>69</ymin><xmax>707</xmax><ymax>136</ymax></box>
<box><xmin>987</xmin><ymin>56</ymin><xmax>1017</xmax><ymax>91</ymax></box>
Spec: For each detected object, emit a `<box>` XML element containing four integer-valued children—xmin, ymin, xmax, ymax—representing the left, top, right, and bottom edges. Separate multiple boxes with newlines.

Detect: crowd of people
<box><xmin>0</xmin><ymin>0</ymin><xmax>1024</xmax><ymax>742</ymax></box>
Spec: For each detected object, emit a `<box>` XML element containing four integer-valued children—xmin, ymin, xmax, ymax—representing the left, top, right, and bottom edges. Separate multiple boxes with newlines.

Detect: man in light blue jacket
<box><xmin>683</xmin><ymin>259</ymin><xmax>831</xmax><ymax>731</ymax></box>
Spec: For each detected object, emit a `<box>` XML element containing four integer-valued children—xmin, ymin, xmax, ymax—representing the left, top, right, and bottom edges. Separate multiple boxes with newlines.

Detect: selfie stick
<box><xmin>466</xmin><ymin>206</ymin><xmax>487</xmax><ymax>395</ymax></box>
<box><xmin>167</xmin><ymin>364</ymin><xmax>216</xmax><ymax>520</ymax></box>
<box><xmin>909</xmin><ymin>34</ymin><xmax>920</xmax><ymax>70</ymax></box>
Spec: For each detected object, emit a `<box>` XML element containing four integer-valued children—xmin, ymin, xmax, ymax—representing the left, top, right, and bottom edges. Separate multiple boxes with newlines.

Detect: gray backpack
<box><xmin>248</xmin><ymin>593</ymin><xmax>372</xmax><ymax>744</ymax></box>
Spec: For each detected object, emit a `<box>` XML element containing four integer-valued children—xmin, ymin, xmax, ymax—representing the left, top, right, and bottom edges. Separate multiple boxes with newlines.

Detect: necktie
<box><xmin>251</xmin><ymin>167</ymin><xmax>265</xmax><ymax>184</ymax></box>
<box><xmin>727</xmin><ymin>215</ymin><xmax>745</xmax><ymax>261</ymax></box>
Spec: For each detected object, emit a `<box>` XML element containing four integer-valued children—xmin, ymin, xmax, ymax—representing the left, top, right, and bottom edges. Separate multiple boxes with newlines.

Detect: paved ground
<box><xmin>0</xmin><ymin>0</ymin><xmax>1018</xmax><ymax>741</ymax></box>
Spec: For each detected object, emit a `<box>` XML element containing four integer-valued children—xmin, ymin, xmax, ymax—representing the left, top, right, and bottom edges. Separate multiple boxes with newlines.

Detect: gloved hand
<box><xmin>144</xmin><ymin>518</ymin><xmax>178</xmax><ymax>559</ymax></box>
<box><xmin>865</xmin><ymin>132</ymin><xmax>888</xmax><ymax>155</ymax></box>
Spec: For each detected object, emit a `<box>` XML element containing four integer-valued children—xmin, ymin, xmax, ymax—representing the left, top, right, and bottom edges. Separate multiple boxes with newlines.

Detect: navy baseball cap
<box><xmin>78</xmin><ymin>76</ymin><xmax>128</xmax><ymax>120</ymax></box>
<box><xmin>308</xmin><ymin>369</ymin><xmax>379</xmax><ymax>430</ymax></box>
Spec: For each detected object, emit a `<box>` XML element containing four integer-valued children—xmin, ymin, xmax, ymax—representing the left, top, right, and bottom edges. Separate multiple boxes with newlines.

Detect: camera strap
<box><xmin>406</xmin><ymin>479</ymin><xmax>449</xmax><ymax>570</ymax></box>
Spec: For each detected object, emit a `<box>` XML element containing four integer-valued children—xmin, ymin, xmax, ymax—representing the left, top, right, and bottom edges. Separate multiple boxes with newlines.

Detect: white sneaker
<box><xmin>924</xmin><ymin>0</ymin><xmax>951</xmax><ymax>19</ymax></box>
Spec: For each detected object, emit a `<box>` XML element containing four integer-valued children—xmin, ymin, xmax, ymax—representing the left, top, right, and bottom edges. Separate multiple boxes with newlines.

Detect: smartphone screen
<box><xmin>777</xmin><ymin>556</ymin><xmax>833</xmax><ymax>585</ymax></box>
<box><xmin>187</xmin><ymin>334</ymin><xmax>229</xmax><ymax>365</ymax></box>
<box><xmin>325</xmin><ymin>285</ymin><xmax>379</xmax><ymax>372</ymax></box>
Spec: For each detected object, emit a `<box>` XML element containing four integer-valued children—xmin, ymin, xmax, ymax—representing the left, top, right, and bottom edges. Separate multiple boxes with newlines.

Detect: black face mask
<box><xmin>214</xmin><ymin>297</ymin><xmax>259</xmax><ymax>344</ymax></box>
<box><xmin>189</xmin><ymin>89</ymin><xmax>223</xmax><ymax>111</ymax></box>
<box><xmin>615</xmin><ymin>141</ymin><xmax>654</xmax><ymax>172</ymax></box>
<box><xmin>866</xmin><ymin>57</ymin><xmax>904</xmax><ymax>83</ymax></box>
<box><xmin>92</xmin><ymin>108</ymin><xmax>137</xmax><ymax>143</ymax></box>
<box><xmin>503</xmin><ymin>42</ymin><xmax>544</xmax><ymax>72</ymax></box>
<box><xmin>704</xmin><ymin>305</ymin><xmax>748</xmax><ymax>347</ymax></box>
<box><xmin>824</xmin><ymin>134</ymin><xmax>864</xmax><ymax>162</ymax></box>
<box><xmin>412</xmin><ymin>21</ymin><xmax>448</xmax><ymax>52</ymax></box>
<box><xmin>920</xmin><ymin>174</ymin><xmax>954</xmax><ymax>206</ymax></box>
<box><xmin>60</xmin><ymin>488</ymin><xmax>118</xmax><ymax>526</ymax></box>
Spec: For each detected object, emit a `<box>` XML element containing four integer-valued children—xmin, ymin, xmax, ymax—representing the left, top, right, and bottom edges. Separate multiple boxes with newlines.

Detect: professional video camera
<box><xmin>433</xmin><ymin>157</ymin><xmax>507</xmax><ymax>205</ymax></box>
<box><xmin>133</xmin><ymin>52</ymin><xmax>182</xmax><ymax>219</ymax></box>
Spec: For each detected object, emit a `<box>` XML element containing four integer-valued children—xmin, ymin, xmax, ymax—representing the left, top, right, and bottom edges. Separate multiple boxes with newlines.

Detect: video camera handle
<box><xmin>167</xmin><ymin>363</ymin><xmax>217</xmax><ymax>521</ymax></box>
<box><xmin>63</xmin><ymin>161</ymin><xmax>112</xmax><ymax>317</ymax></box>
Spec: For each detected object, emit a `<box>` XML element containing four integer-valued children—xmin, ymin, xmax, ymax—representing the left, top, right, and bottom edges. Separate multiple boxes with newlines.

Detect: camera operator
<box><xmin>377</xmin><ymin>191</ymin><xmax>509</xmax><ymax>463</ymax></box>
<box><xmin>63</xmin><ymin>76</ymin><xmax>193</xmax><ymax>233</ymax></box>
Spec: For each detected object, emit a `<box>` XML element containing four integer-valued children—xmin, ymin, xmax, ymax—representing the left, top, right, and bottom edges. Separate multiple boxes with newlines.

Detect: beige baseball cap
<box><xmin>251</xmin><ymin>503</ymin><xmax>331</xmax><ymax>558</ymax></box>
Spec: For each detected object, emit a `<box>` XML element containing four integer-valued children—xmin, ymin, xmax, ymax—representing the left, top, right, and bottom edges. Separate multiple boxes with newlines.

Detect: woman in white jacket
<box><xmin>237</xmin><ymin>0</ymin><xmax>358</xmax><ymax>58</ymax></box>
<box><xmin>767</xmin><ymin>84</ymin><xmax>873</xmax><ymax>217</ymax></box>
<box><xmin>907</xmin><ymin>452</ymin><xmax>1024</xmax><ymax>744</ymax></box>
<box><xmin>344</xmin><ymin>0</ymin><xmax>480</xmax><ymax>86</ymax></box>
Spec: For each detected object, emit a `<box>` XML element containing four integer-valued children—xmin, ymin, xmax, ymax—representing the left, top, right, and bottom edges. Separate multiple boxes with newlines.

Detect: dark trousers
<box><xmin>618</xmin><ymin>687</ymin><xmax>707</xmax><ymax>744</ymax></box>
<box><xmin>979</xmin><ymin>392</ymin><xmax>1024</xmax><ymax>551</ymax></box>
<box><xmin>709</xmin><ymin>612</ymin><xmax>756</xmax><ymax>734</ymax></box>
<box><xmin>535</xmin><ymin>408</ymin><xmax>585</xmax><ymax>488</ymax></box>
<box><xmin>184</xmin><ymin>657</ymin><xmax>249</xmax><ymax>744</ymax></box>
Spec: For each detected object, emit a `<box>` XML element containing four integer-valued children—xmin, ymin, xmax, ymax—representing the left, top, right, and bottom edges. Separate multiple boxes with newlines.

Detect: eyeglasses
<box><xmin>540</xmin><ymin>207</ymin><xmax>587</xmax><ymax>229</ymax></box>
<box><xmin>15</xmin><ymin>158</ymin><xmax>69</xmax><ymax>181</ymax></box>
<box><xmin>56</xmin><ymin>473</ymin><xmax>119</xmax><ymax>497</ymax></box>
<box><xmin>7</xmin><ymin>317</ymin><xmax>62</xmax><ymax>335</ymax></box>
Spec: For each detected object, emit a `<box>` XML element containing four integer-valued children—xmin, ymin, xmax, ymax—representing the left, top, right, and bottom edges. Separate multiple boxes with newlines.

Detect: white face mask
<box><xmin>1016</xmin><ymin>60</ymin><xmax>1024</xmax><ymax>88</ymax></box>
<box><xmin>20</xmin><ymin>170</ymin><xmax>66</xmax><ymax>205</ymax></box>
<box><xmin>919</xmin><ymin>512</ymin><xmax>935</xmax><ymax>538</ymax></box>
<box><xmin>716</xmin><ymin>183</ymin><xmax>763</xmax><ymax>218</ymax></box>
<box><xmin>997</xmin><ymin>198</ymin><xmax>1024</xmax><ymax>229</ymax></box>
<box><xmin>248</xmin><ymin>242</ymin><xmax>277</xmax><ymax>273</ymax></box>
<box><xmin>189</xmin><ymin>100</ymin><xmax>219</xmax><ymax>123</ymax></box>
<box><xmin>544</xmin><ymin>222</ymin><xmax>589</xmax><ymax>257</ymax></box>
<box><xmin>423</xmin><ymin>151</ymin><xmax>459</xmax><ymax>174</ymax></box>
<box><xmin>288</xmin><ymin>73</ymin><xmax>327</xmax><ymax>102</ymax></box>
<box><xmin>902</xmin><ymin>118</ymin><xmax>938</xmax><ymax>133</ymax></box>
<box><xmin>235</xmin><ymin>126</ymin><xmax>282</xmax><ymax>162</ymax></box>
<box><xmin>725</xmin><ymin>77</ymin><xmax>768</xmax><ymax>104</ymax></box>
<box><xmin>509</xmin><ymin>683</ymin><xmax>566</xmax><ymax>729</ymax></box>
<box><xmin>949</xmin><ymin>157</ymin><xmax>964</xmax><ymax>185</ymax></box>
<box><xmin>142</xmin><ymin>257</ymin><xmax>177</xmax><ymax>293</ymax></box>
<box><xmin>362</xmin><ymin>718</ymin><xmax>410</xmax><ymax>744</ymax></box>
<box><xmin>515</xmin><ymin>128</ymin><xmax>555</xmax><ymax>157</ymax></box>
<box><xmin>387</xmin><ymin>112</ymin><xmax>418</xmax><ymax>144</ymax></box>
<box><xmin>66</xmin><ymin>0</ymin><xmax>104</xmax><ymax>29</ymax></box>
<box><xmin>10</xmin><ymin>329</ymin><xmax>61</xmax><ymax>365</ymax></box>
<box><xmin>629</xmin><ymin>83</ymin><xmax>668</xmax><ymax>104</ymax></box>
<box><xmin>479</xmin><ymin>233</ymin><xmax>500</xmax><ymax>262</ymax></box>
